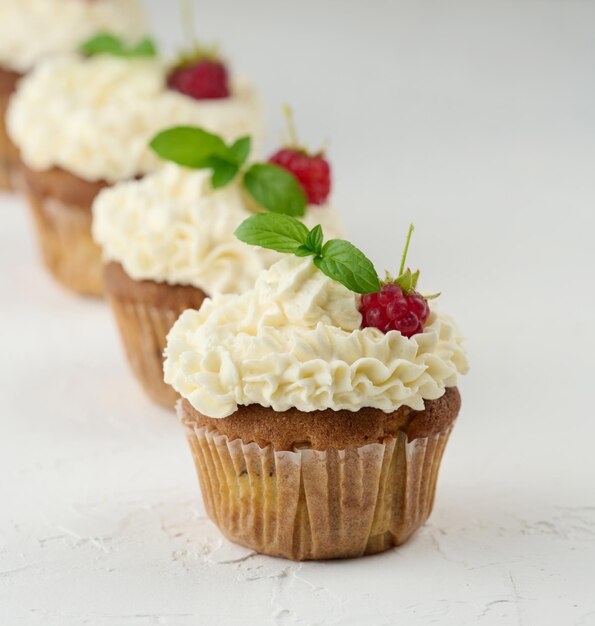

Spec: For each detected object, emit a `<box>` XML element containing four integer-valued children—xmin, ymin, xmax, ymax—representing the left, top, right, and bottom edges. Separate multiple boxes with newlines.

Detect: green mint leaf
<box><xmin>313</xmin><ymin>239</ymin><xmax>380</xmax><ymax>294</ymax></box>
<box><xmin>150</xmin><ymin>126</ymin><xmax>228</xmax><ymax>168</ymax></box>
<box><xmin>243</xmin><ymin>163</ymin><xmax>307</xmax><ymax>217</ymax></box>
<box><xmin>150</xmin><ymin>126</ymin><xmax>247</xmax><ymax>188</ymax></box>
<box><xmin>294</xmin><ymin>244</ymin><xmax>315</xmax><ymax>257</ymax></box>
<box><xmin>128</xmin><ymin>37</ymin><xmax>158</xmax><ymax>57</ymax></box>
<box><xmin>208</xmin><ymin>157</ymin><xmax>239</xmax><ymax>189</ymax></box>
<box><xmin>235</xmin><ymin>213</ymin><xmax>309</xmax><ymax>253</ymax></box>
<box><xmin>80</xmin><ymin>34</ymin><xmax>123</xmax><ymax>56</ymax></box>
<box><xmin>306</xmin><ymin>225</ymin><xmax>323</xmax><ymax>256</ymax></box>
<box><xmin>80</xmin><ymin>33</ymin><xmax>157</xmax><ymax>58</ymax></box>
<box><xmin>228</xmin><ymin>136</ymin><xmax>251</xmax><ymax>167</ymax></box>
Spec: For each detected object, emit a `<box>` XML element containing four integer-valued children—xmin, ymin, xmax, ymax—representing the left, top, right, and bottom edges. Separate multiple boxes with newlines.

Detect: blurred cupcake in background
<box><xmin>0</xmin><ymin>0</ymin><xmax>146</xmax><ymax>191</ymax></box>
<box><xmin>92</xmin><ymin>120</ymin><xmax>343</xmax><ymax>408</ymax></box>
<box><xmin>7</xmin><ymin>22</ymin><xmax>263</xmax><ymax>297</ymax></box>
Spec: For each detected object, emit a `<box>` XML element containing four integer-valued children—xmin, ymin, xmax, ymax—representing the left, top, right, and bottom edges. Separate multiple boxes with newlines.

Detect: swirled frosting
<box><xmin>164</xmin><ymin>256</ymin><xmax>469</xmax><ymax>418</ymax></box>
<box><xmin>7</xmin><ymin>54</ymin><xmax>262</xmax><ymax>182</ymax></box>
<box><xmin>0</xmin><ymin>0</ymin><xmax>146</xmax><ymax>73</ymax></box>
<box><xmin>92</xmin><ymin>164</ymin><xmax>345</xmax><ymax>295</ymax></box>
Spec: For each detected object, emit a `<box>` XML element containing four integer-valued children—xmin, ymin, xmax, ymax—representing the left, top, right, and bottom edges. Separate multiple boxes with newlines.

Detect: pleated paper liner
<box><xmin>180</xmin><ymin>400</ymin><xmax>454</xmax><ymax>561</ymax></box>
<box><xmin>104</xmin><ymin>264</ymin><xmax>207</xmax><ymax>409</ymax></box>
<box><xmin>24</xmin><ymin>189</ymin><xmax>103</xmax><ymax>296</ymax></box>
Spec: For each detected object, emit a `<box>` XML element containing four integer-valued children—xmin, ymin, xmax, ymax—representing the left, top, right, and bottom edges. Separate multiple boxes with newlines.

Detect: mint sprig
<box><xmin>149</xmin><ymin>126</ymin><xmax>307</xmax><ymax>215</ymax></box>
<box><xmin>80</xmin><ymin>34</ymin><xmax>158</xmax><ymax>58</ymax></box>
<box><xmin>235</xmin><ymin>213</ymin><xmax>380</xmax><ymax>294</ymax></box>
<box><xmin>150</xmin><ymin>127</ymin><xmax>251</xmax><ymax>189</ymax></box>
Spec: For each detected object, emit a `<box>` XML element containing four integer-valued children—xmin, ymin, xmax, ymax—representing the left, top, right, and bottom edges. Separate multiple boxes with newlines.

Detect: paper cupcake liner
<box><xmin>24</xmin><ymin>189</ymin><xmax>103</xmax><ymax>296</ymax></box>
<box><xmin>0</xmin><ymin>92</ymin><xmax>18</xmax><ymax>191</ymax></box>
<box><xmin>105</xmin><ymin>283</ymin><xmax>205</xmax><ymax>408</ymax></box>
<box><xmin>181</xmin><ymin>402</ymin><xmax>454</xmax><ymax>561</ymax></box>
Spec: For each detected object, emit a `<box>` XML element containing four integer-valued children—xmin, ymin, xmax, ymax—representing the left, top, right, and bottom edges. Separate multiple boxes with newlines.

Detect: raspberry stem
<box><xmin>283</xmin><ymin>104</ymin><xmax>300</xmax><ymax>147</ymax></box>
<box><xmin>179</xmin><ymin>0</ymin><xmax>197</xmax><ymax>47</ymax></box>
<box><xmin>399</xmin><ymin>223</ymin><xmax>415</xmax><ymax>276</ymax></box>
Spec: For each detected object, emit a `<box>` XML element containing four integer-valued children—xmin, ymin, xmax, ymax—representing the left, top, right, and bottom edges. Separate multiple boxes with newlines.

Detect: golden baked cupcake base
<box><xmin>0</xmin><ymin>66</ymin><xmax>21</xmax><ymax>190</ymax></box>
<box><xmin>22</xmin><ymin>165</ymin><xmax>107</xmax><ymax>295</ymax></box>
<box><xmin>180</xmin><ymin>388</ymin><xmax>460</xmax><ymax>560</ymax></box>
<box><xmin>104</xmin><ymin>262</ymin><xmax>207</xmax><ymax>409</ymax></box>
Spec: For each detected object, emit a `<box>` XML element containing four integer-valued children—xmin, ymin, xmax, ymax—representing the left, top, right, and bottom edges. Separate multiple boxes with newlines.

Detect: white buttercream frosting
<box><xmin>164</xmin><ymin>256</ymin><xmax>469</xmax><ymax>418</ymax></box>
<box><xmin>92</xmin><ymin>164</ymin><xmax>345</xmax><ymax>295</ymax></box>
<box><xmin>0</xmin><ymin>0</ymin><xmax>146</xmax><ymax>73</ymax></box>
<box><xmin>7</xmin><ymin>54</ymin><xmax>262</xmax><ymax>182</ymax></box>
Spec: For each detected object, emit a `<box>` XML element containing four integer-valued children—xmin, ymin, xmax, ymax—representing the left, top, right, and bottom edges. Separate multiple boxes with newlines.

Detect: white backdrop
<box><xmin>1</xmin><ymin>1</ymin><xmax>594</xmax><ymax>624</ymax></box>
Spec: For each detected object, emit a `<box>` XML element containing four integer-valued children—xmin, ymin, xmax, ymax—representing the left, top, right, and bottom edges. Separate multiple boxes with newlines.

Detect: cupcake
<box><xmin>0</xmin><ymin>0</ymin><xmax>146</xmax><ymax>190</ymax></box>
<box><xmin>7</xmin><ymin>41</ymin><xmax>262</xmax><ymax>296</ymax></box>
<box><xmin>93</xmin><ymin>122</ymin><xmax>342</xmax><ymax>408</ymax></box>
<box><xmin>164</xmin><ymin>215</ymin><xmax>469</xmax><ymax>560</ymax></box>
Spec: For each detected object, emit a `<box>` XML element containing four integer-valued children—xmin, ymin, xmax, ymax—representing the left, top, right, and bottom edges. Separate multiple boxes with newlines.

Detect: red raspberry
<box><xmin>268</xmin><ymin>148</ymin><xmax>331</xmax><ymax>205</ymax></box>
<box><xmin>167</xmin><ymin>60</ymin><xmax>230</xmax><ymax>100</ymax></box>
<box><xmin>360</xmin><ymin>283</ymin><xmax>430</xmax><ymax>337</ymax></box>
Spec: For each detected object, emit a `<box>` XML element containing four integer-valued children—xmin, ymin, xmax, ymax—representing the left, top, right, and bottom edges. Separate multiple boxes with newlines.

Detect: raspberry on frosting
<box><xmin>164</xmin><ymin>255</ymin><xmax>468</xmax><ymax>419</ymax></box>
<box><xmin>168</xmin><ymin>59</ymin><xmax>230</xmax><ymax>100</ymax></box>
<box><xmin>7</xmin><ymin>55</ymin><xmax>262</xmax><ymax>182</ymax></box>
<box><xmin>360</xmin><ymin>284</ymin><xmax>430</xmax><ymax>337</ymax></box>
<box><xmin>166</xmin><ymin>5</ymin><xmax>231</xmax><ymax>101</ymax></box>
<box><xmin>269</xmin><ymin>148</ymin><xmax>331</xmax><ymax>206</ymax></box>
<box><xmin>359</xmin><ymin>225</ymin><xmax>437</xmax><ymax>337</ymax></box>
<box><xmin>268</xmin><ymin>106</ymin><xmax>332</xmax><ymax>206</ymax></box>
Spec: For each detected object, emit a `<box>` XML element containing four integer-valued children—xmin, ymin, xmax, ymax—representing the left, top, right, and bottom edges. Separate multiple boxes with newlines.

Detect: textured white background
<box><xmin>1</xmin><ymin>1</ymin><xmax>595</xmax><ymax>624</ymax></box>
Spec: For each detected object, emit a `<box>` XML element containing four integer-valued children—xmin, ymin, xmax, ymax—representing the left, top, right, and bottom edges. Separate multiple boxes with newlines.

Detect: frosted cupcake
<box><xmin>165</xmin><ymin>216</ymin><xmax>469</xmax><ymax>560</ymax></box>
<box><xmin>93</xmin><ymin>124</ymin><xmax>342</xmax><ymax>408</ymax></box>
<box><xmin>0</xmin><ymin>0</ymin><xmax>146</xmax><ymax>190</ymax></box>
<box><xmin>7</xmin><ymin>42</ymin><xmax>262</xmax><ymax>296</ymax></box>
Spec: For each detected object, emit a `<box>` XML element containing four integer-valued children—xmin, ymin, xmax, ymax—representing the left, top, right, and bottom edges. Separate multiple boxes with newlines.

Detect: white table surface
<box><xmin>1</xmin><ymin>1</ymin><xmax>595</xmax><ymax>624</ymax></box>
